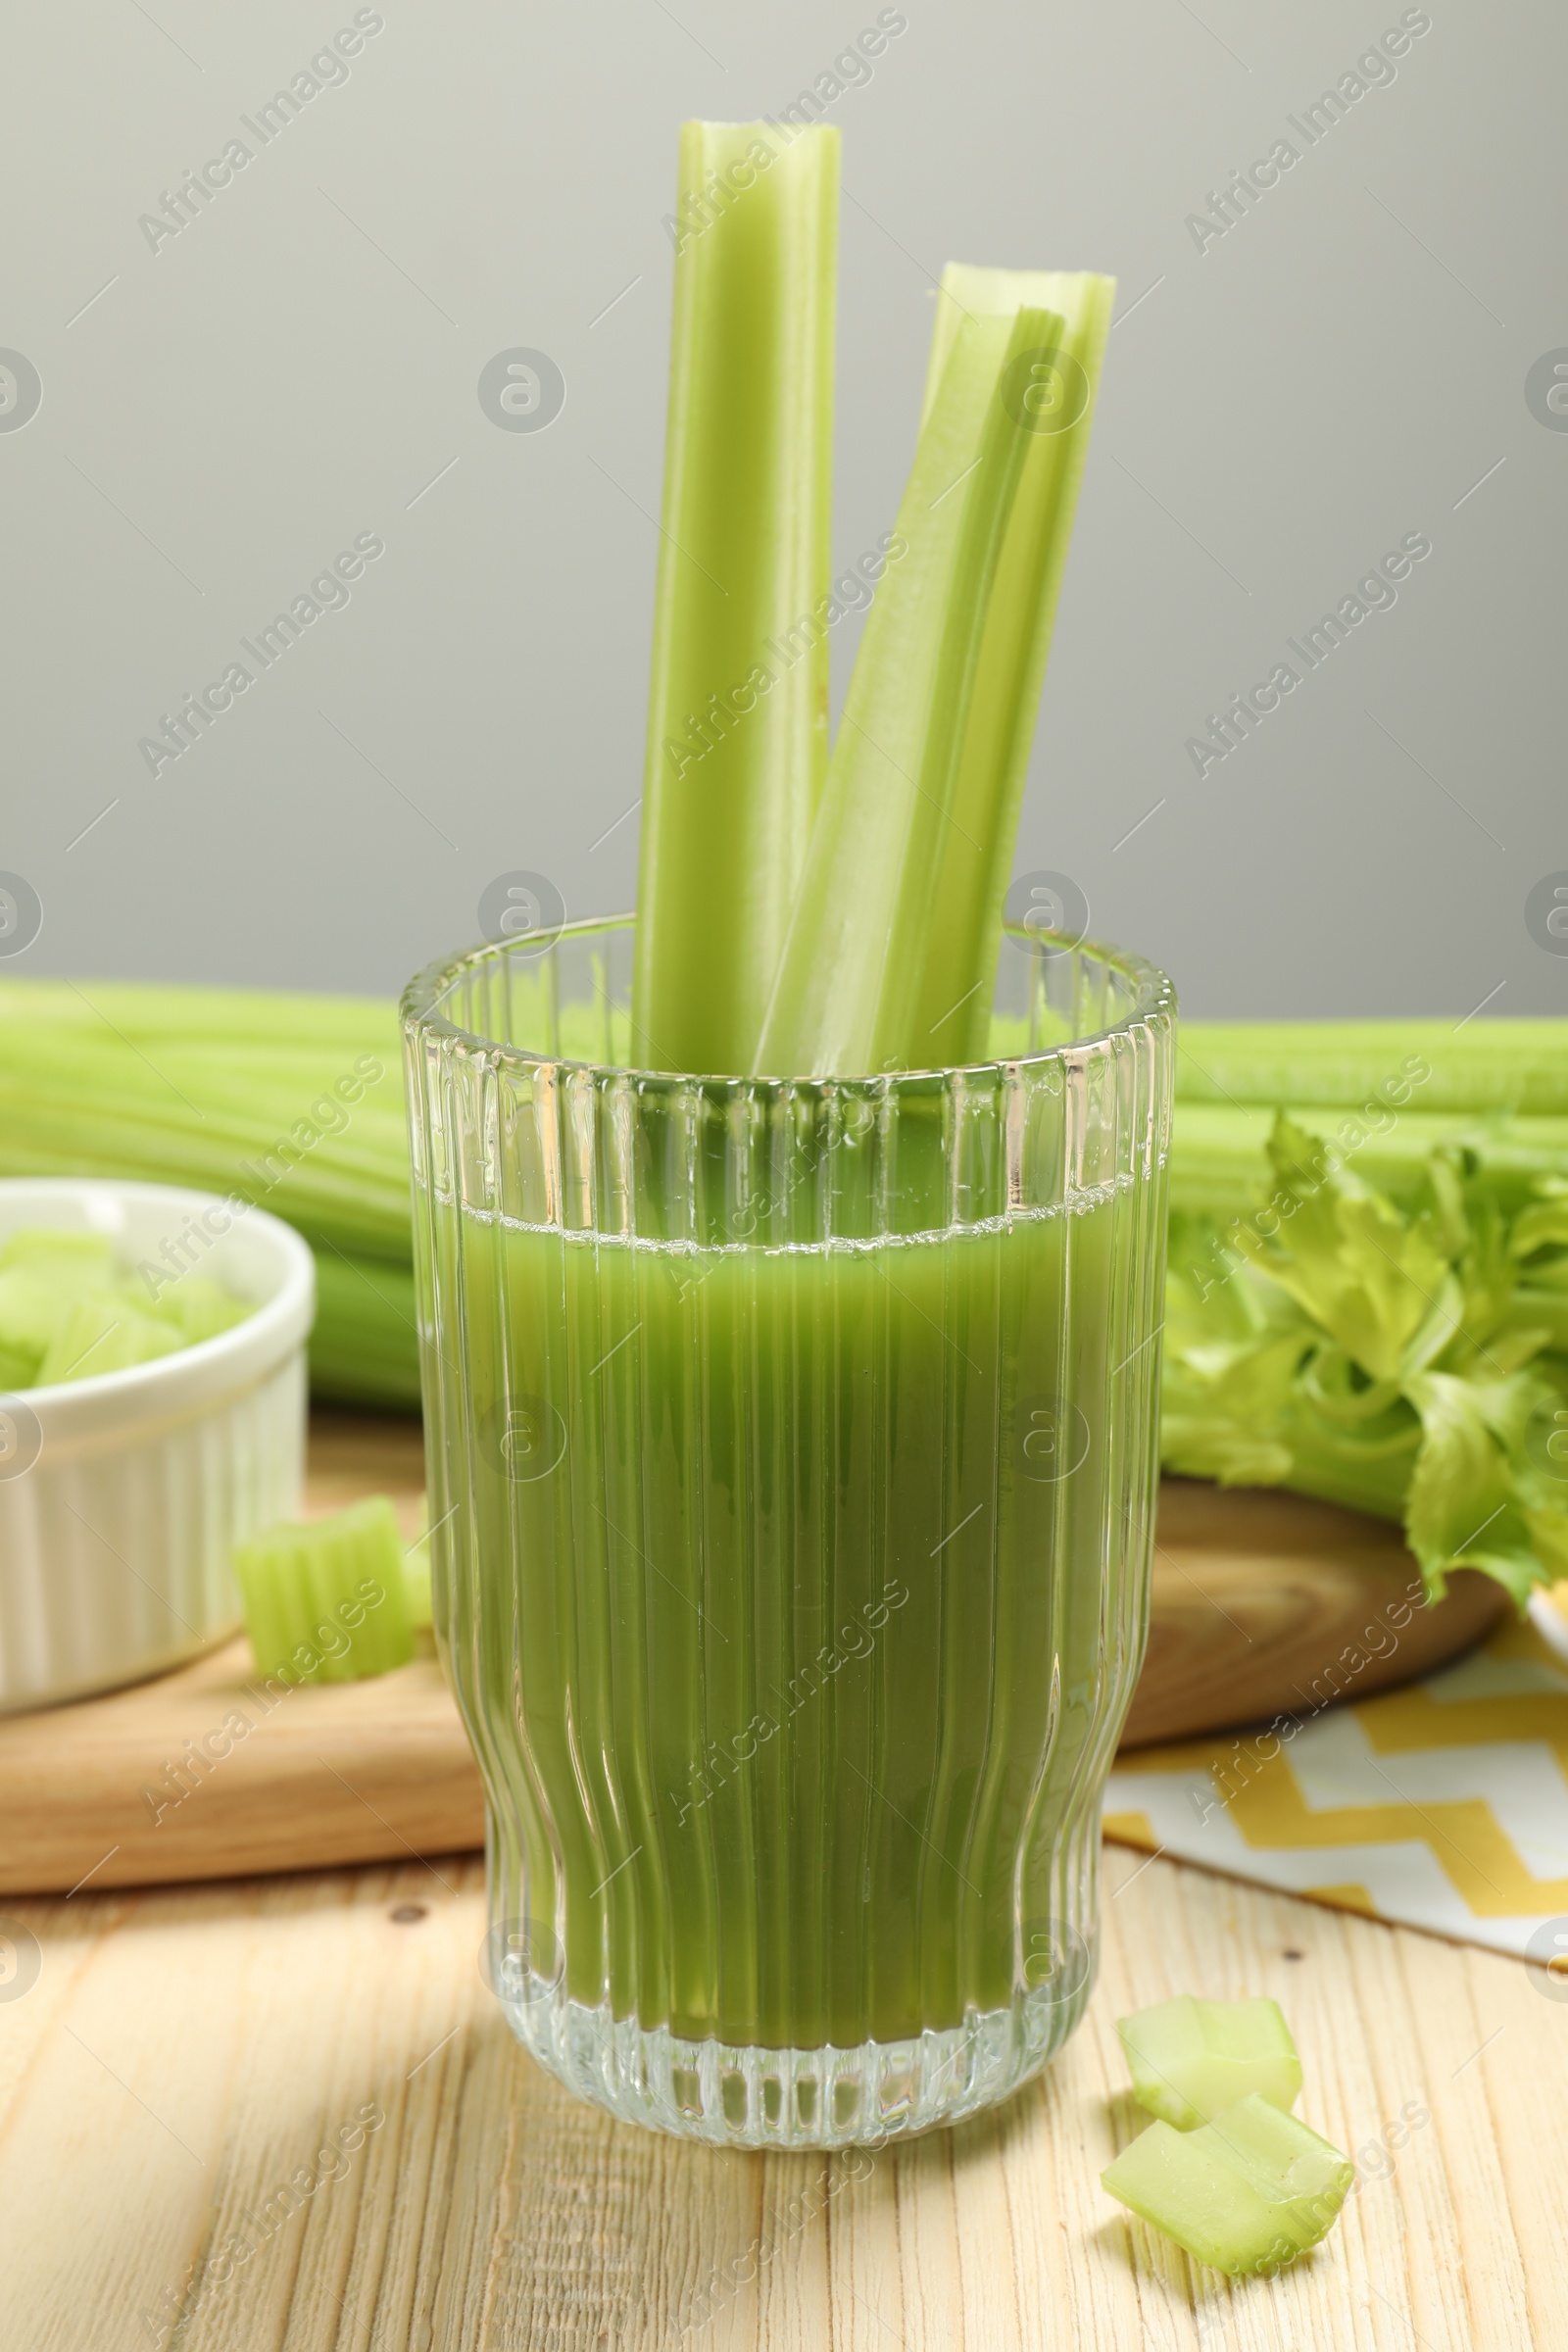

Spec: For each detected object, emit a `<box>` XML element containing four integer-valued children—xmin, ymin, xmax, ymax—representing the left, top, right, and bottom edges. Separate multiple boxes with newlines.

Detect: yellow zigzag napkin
<box><xmin>1104</xmin><ymin>1592</ymin><xmax>1568</xmax><ymax>1956</ymax></box>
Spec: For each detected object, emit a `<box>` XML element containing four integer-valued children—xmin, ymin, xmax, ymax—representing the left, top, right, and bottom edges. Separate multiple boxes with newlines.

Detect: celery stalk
<box><xmin>910</xmin><ymin>269</ymin><xmax>1115</xmax><ymax>1068</ymax></box>
<box><xmin>0</xmin><ymin>980</ymin><xmax>407</xmax><ymax>1260</ymax></box>
<box><xmin>309</xmin><ymin>1252</ymin><xmax>422</xmax><ymax>1409</ymax></box>
<box><xmin>755</xmin><ymin>270</ymin><xmax>1112</xmax><ymax>1079</ymax></box>
<box><xmin>1179</xmin><ymin>1020</ymin><xmax>1568</xmax><ymax>1116</ymax></box>
<box><xmin>632</xmin><ymin>121</ymin><xmax>839</xmax><ymax>1076</ymax></box>
<box><xmin>754</xmin><ymin>305</ymin><xmax>1023</xmax><ymax>1076</ymax></box>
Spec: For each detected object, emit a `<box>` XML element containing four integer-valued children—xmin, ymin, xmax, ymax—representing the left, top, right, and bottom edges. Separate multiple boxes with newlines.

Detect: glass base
<box><xmin>497</xmin><ymin>1964</ymin><xmax>1093</xmax><ymax>2148</ymax></box>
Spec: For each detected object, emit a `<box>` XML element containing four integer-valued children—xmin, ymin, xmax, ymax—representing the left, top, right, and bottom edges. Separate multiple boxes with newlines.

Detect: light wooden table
<box><xmin>3</xmin><ymin>1840</ymin><xmax>1561</xmax><ymax>2350</ymax></box>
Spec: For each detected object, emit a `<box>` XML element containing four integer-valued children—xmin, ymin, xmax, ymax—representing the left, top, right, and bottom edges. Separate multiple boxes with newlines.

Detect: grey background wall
<box><xmin>3</xmin><ymin>0</ymin><xmax>1562</xmax><ymax>1018</ymax></box>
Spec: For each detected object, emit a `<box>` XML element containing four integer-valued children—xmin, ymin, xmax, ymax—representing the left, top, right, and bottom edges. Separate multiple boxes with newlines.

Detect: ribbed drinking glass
<box><xmin>402</xmin><ymin>915</ymin><xmax>1173</xmax><ymax>2146</ymax></box>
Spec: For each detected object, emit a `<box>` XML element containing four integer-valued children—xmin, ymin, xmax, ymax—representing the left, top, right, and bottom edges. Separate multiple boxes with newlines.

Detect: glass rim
<box><xmin>400</xmin><ymin>912</ymin><xmax>1176</xmax><ymax>1094</ymax></box>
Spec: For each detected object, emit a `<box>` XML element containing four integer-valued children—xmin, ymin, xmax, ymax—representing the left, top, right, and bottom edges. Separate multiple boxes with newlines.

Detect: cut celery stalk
<box><xmin>154</xmin><ymin>1273</ymin><xmax>249</xmax><ymax>1345</ymax></box>
<box><xmin>0</xmin><ymin>1246</ymin><xmax>121</xmax><ymax>1367</ymax></box>
<box><xmin>0</xmin><ymin>1229</ymin><xmax>251</xmax><ymax>1389</ymax></box>
<box><xmin>1118</xmin><ymin>1995</ymin><xmax>1302</xmax><ymax>2130</ymax></box>
<box><xmin>908</xmin><ymin>268</ymin><xmax>1115</xmax><ymax>1068</ymax></box>
<box><xmin>0</xmin><ymin>1229</ymin><xmax>116</xmax><ymax>1277</ymax></box>
<box><xmin>753</xmin><ymin>302</ymin><xmax>1040</xmax><ymax>1077</ymax></box>
<box><xmin>235</xmin><ymin>1496</ymin><xmax>414</xmax><ymax>1685</ymax></box>
<box><xmin>755</xmin><ymin>270</ymin><xmax>1113</xmax><ymax>1079</ymax></box>
<box><xmin>36</xmin><ymin>1294</ymin><xmax>182</xmax><ymax>1385</ymax></box>
<box><xmin>0</xmin><ymin>1267</ymin><xmax>86</xmax><ymax>1372</ymax></box>
<box><xmin>633</xmin><ymin>119</ymin><xmax>839</xmax><ymax>1077</ymax></box>
<box><xmin>1102</xmin><ymin>2095</ymin><xmax>1353</xmax><ymax>2277</ymax></box>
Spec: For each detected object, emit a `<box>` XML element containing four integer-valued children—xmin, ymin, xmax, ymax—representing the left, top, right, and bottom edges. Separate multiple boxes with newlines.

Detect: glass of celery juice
<box><xmin>403</xmin><ymin>914</ymin><xmax>1173</xmax><ymax>2146</ymax></box>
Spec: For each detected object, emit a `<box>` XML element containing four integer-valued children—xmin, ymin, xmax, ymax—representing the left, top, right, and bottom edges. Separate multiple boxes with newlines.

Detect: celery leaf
<box><xmin>1161</xmin><ymin>1116</ymin><xmax>1568</xmax><ymax>1602</ymax></box>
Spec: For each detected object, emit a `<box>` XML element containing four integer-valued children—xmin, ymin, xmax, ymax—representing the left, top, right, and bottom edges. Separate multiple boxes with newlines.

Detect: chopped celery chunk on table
<box><xmin>1102</xmin><ymin>2094</ymin><xmax>1353</xmax><ymax>2277</ymax></box>
<box><xmin>235</xmin><ymin>1496</ymin><xmax>415</xmax><ymax>1685</ymax></box>
<box><xmin>1119</xmin><ymin>1994</ymin><xmax>1302</xmax><ymax>2129</ymax></box>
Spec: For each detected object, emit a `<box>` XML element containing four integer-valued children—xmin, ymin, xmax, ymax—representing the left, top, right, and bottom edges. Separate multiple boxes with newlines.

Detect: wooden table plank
<box><xmin>1</xmin><ymin>1845</ymin><xmax>1558</xmax><ymax>2349</ymax></box>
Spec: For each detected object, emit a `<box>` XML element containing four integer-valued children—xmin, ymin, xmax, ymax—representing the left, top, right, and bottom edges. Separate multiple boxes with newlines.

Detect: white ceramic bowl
<box><xmin>0</xmin><ymin>1179</ymin><xmax>314</xmax><ymax>1712</ymax></box>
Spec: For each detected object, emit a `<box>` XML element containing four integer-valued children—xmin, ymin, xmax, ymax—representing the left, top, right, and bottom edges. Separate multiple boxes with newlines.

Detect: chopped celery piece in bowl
<box><xmin>160</xmin><ymin>1274</ymin><xmax>252</xmax><ymax>1344</ymax></box>
<box><xmin>0</xmin><ymin>1225</ymin><xmax>251</xmax><ymax>1390</ymax></box>
<box><xmin>0</xmin><ymin>1265</ymin><xmax>90</xmax><ymax>1364</ymax></box>
<box><xmin>0</xmin><ymin>1228</ymin><xmax>118</xmax><ymax>1274</ymax></box>
<box><xmin>1118</xmin><ymin>1994</ymin><xmax>1302</xmax><ymax>2130</ymax></box>
<box><xmin>36</xmin><ymin>1294</ymin><xmax>184</xmax><ymax>1385</ymax></box>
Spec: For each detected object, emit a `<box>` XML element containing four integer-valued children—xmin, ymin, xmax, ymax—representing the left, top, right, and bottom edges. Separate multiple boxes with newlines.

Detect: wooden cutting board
<box><xmin>0</xmin><ymin>1413</ymin><xmax>1510</xmax><ymax>1896</ymax></box>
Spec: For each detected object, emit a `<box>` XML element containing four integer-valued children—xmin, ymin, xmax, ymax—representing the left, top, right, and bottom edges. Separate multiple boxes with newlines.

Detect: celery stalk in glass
<box><xmin>910</xmin><ymin>269</ymin><xmax>1114</xmax><ymax>1065</ymax></box>
<box><xmin>632</xmin><ymin>121</ymin><xmax>839</xmax><ymax>1078</ymax></box>
<box><xmin>755</xmin><ymin>270</ymin><xmax>1113</xmax><ymax>1079</ymax></box>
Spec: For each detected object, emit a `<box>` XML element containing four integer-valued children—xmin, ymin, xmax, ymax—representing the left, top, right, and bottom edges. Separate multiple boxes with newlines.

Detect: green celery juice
<box><xmin>434</xmin><ymin>1183</ymin><xmax>1148</xmax><ymax>2057</ymax></box>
